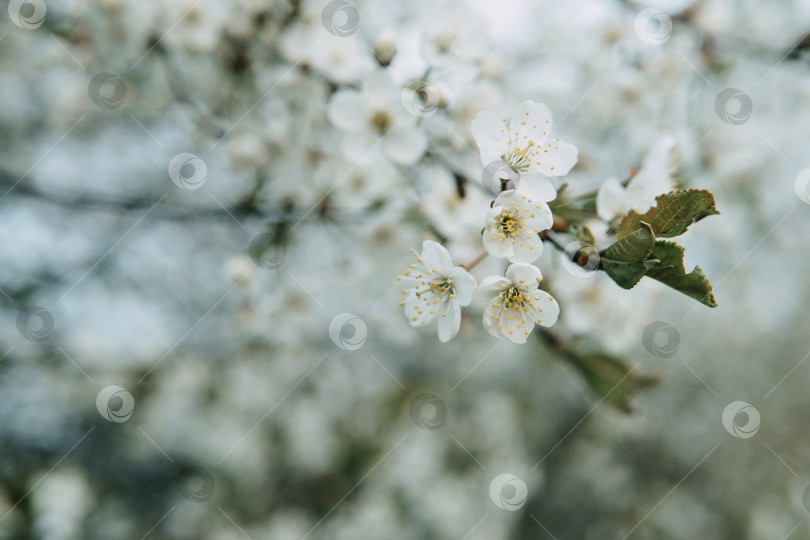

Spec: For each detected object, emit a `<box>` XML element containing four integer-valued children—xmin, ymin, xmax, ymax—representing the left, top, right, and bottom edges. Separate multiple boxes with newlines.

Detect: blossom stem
<box><xmin>463</xmin><ymin>251</ymin><xmax>488</xmax><ymax>271</ymax></box>
<box><xmin>540</xmin><ymin>230</ymin><xmax>596</xmax><ymax>267</ymax></box>
<box><xmin>539</xmin><ymin>230</ymin><xmax>567</xmax><ymax>253</ymax></box>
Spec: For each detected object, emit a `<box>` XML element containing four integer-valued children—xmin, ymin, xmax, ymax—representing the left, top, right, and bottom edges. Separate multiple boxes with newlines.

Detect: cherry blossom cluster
<box><xmin>397</xmin><ymin>95</ymin><xmax>698</xmax><ymax>345</ymax></box>
<box><xmin>400</xmin><ymin>100</ymin><xmax>577</xmax><ymax>344</ymax></box>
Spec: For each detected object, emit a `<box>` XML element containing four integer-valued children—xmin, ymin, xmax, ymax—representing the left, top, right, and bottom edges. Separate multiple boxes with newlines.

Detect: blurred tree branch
<box><xmin>0</xmin><ymin>171</ymin><xmax>368</xmax><ymax>225</ymax></box>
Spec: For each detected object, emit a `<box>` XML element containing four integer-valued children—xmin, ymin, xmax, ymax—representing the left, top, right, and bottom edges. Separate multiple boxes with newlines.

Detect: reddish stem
<box><xmin>463</xmin><ymin>251</ymin><xmax>488</xmax><ymax>271</ymax></box>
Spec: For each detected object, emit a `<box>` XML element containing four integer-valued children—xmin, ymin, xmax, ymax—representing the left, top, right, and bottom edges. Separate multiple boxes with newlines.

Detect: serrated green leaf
<box><xmin>599</xmin><ymin>223</ymin><xmax>657</xmax><ymax>289</ymax></box>
<box><xmin>603</xmin><ymin>222</ymin><xmax>655</xmax><ymax>262</ymax></box>
<box><xmin>646</xmin><ymin>241</ymin><xmax>718</xmax><ymax>307</ymax></box>
<box><xmin>600</xmin><ymin>259</ymin><xmax>660</xmax><ymax>289</ymax></box>
<box><xmin>617</xmin><ymin>190</ymin><xmax>719</xmax><ymax>240</ymax></box>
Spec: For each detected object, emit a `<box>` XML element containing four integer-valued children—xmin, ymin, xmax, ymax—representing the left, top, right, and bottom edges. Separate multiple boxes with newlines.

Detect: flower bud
<box><xmin>374</xmin><ymin>31</ymin><xmax>397</xmax><ymax>66</ymax></box>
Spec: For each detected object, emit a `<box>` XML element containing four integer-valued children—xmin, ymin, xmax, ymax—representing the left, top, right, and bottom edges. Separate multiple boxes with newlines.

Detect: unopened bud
<box><xmin>374</xmin><ymin>31</ymin><xmax>397</xmax><ymax>66</ymax></box>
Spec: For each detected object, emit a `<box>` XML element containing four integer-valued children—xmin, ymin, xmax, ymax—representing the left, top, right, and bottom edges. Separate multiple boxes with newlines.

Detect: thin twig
<box><xmin>463</xmin><ymin>251</ymin><xmax>488</xmax><ymax>271</ymax></box>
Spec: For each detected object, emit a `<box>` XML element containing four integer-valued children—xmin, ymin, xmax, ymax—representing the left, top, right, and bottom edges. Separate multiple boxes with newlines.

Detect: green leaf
<box><xmin>600</xmin><ymin>223</ymin><xmax>657</xmax><ymax>289</ymax></box>
<box><xmin>603</xmin><ymin>222</ymin><xmax>655</xmax><ymax>261</ymax></box>
<box><xmin>538</xmin><ymin>330</ymin><xmax>657</xmax><ymax>412</ymax></box>
<box><xmin>568</xmin><ymin>352</ymin><xmax>658</xmax><ymax>413</ymax></box>
<box><xmin>600</xmin><ymin>259</ymin><xmax>660</xmax><ymax>289</ymax></box>
<box><xmin>617</xmin><ymin>189</ymin><xmax>719</xmax><ymax>240</ymax></box>
<box><xmin>646</xmin><ymin>241</ymin><xmax>718</xmax><ymax>307</ymax></box>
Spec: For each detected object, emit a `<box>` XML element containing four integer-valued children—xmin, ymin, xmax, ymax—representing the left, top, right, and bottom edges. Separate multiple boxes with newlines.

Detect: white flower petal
<box><xmin>516</xmin><ymin>174</ymin><xmax>557</xmax><ymax>202</ymax></box>
<box><xmin>508</xmin><ymin>233</ymin><xmax>543</xmax><ymax>264</ymax></box>
<box><xmin>483</xmin><ymin>299</ymin><xmax>505</xmax><ymax>338</ymax></box>
<box><xmin>384</xmin><ymin>125</ymin><xmax>427</xmax><ymax>165</ymax></box>
<box><xmin>533</xmin><ymin>139</ymin><xmax>578</xmax><ymax>177</ymax></box>
<box><xmin>532</xmin><ymin>289</ymin><xmax>560</xmax><ymax>327</ymax></box>
<box><xmin>420</xmin><ymin>240</ymin><xmax>453</xmax><ymax>275</ymax></box>
<box><xmin>471</xmin><ymin>111</ymin><xmax>509</xmax><ymax>166</ymax></box>
<box><xmin>404</xmin><ymin>295</ymin><xmax>438</xmax><ymax>326</ymax></box>
<box><xmin>479</xmin><ymin>275</ymin><xmax>510</xmax><ymax>295</ymax></box>
<box><xmin>601</xmin><ymin>137</ymin><xmax>676</xmax><ymax>218</ymax></box>
<box><xmin>505</xmin><ymin>263</ymin><xmax>543</xmax><ymax>285</ymax></box>
<box><xmin>341</xmin><ymin>130</ymin><xmax>382</xmax><ymax>163</ymax></box>
<box><xmin>327</xmin><ymin>90</ymin><xmax>368</xmax><ymax>131</ymax></box>
<box><xmin>525</xmin><ymin>201</ymin><xmax>554</xmax><ymax>232</ymax></box>
<box><xmin>437</xmin><ymin>301</ymin><xmax>461</xmax><ymax>342</ymax></box>
<box><xmin>449</xmin><ymin>266</ymin><xmax>476</xmax><ymax>306</ymax></box>
<box><xmin>493</xmin><ymin>190</ymin><xmax>519</xmax><ymax>207</ymax></box>
<box><xmin>483</xmin><ymin>228</ymin><xmax>514</xmax><ymax>258</ymax></box>
<box><xmin>363</xmin><ymin>69</ymin><xmax>401</xmax><ymax>107</ymax></box>
<box><xmin>499</xmin><ymin>315</ymin><xmax>529</xmax><ymax>344</ymax></box>
<box><xmin>627</xmin><ymin>185</ymin><xmax>662</xmax><ymax>214</ymax></box>
<box><xmin>509</xmin><ymin>100</ymin><xmax>553</xmax><ymax>144</ymax></box>
<box><xmin>627</xmin><ymin>188</ymin><xmax>667</xmax><ymax>211</ymax></box>
<box><xmin>486</xmin><ymin>204</ymin><xmax>505</xmax><ymax>221</ymax></box>
<box><xmin>637</xmin><ymin>136</ymin><xmax>676</xmax><ymax>183</ymax></box>
<box><xmin>596</xmin><ymin>177</ymin><xmax>628</xmax><ymax>221</ymax></box>
<box><xmin>399</xmin><ymin>276</ymin><xmax>418</xmax><ymax>290</ymax></box>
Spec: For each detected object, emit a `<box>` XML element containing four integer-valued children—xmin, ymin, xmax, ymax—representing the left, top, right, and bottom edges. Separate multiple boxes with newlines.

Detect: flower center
<box><xmin>435</xmin><ymin>32</ymin><xmax>456</xmax><ymax>53</ymax></box>
<box><xmin>504</xmin><ymin>141</ymin><xmax>537</xmax><ymax>174</ymax></box>
<box><xmin>371</xmin><ymin>110</ymin><xmax>392</xmax><ymax>134</ymax></box>
<box><xmin>496</xmin><ymin>209</ymin><xmax>525</xmax><ymax>240</ymax></box>
<box><xmin>422</xmin><ymin>277</ymin><xmax>453</xmax><ymax>300</ymax></box>
<box><xmin>503</xmin><ymin>286</ymin><xmax>525</xmax><ymax>310</ymax></box>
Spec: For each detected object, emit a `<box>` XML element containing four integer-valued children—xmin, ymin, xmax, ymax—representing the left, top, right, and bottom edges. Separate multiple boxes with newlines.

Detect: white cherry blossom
<box><xmin>418</xmin><ymin>1</ymin><xmax>486</xmax><ymax>70</ymax></box>
<box><xmin>398</xmin><ymin>241</ymin><xmax>477</xmax><ymax>342</ymax></box>
<box><xmin>479</xmin><ymin>264</ymin><xmax>560</xmax><ymax>344</ymax></box>
<box><xmin>596</xmin><ymin>136</ymin><xmax>677</xmax><ymax>221</ymax></box>
<box><xmin>483</xmin><ymin>190</ymin><xmax>553</xmax><ymax>264</ymax></box>
<box><xmin>327</xmin><ymin>70</ymin><xmax>428</xmax><ymax>165</ymax></box>
<box><xmin>471</xmin><ymin>100</ymin><xmax>578</xmax><ymax>201</ymax></box>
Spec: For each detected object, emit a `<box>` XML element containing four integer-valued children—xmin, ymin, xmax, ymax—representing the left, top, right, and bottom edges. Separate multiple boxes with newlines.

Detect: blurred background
<box><xmin>1</xmin><ymin>0</ymin><xmax>810</xmax><ymax>538</ymax></box>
